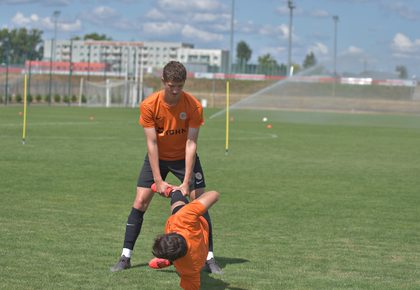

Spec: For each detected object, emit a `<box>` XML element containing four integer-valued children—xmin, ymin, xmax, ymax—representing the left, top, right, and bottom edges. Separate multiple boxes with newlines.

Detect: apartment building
<box><xmin>43</xmin><ymin>39</ymin><xmax>229</xmax><ymax>74</ymax></box>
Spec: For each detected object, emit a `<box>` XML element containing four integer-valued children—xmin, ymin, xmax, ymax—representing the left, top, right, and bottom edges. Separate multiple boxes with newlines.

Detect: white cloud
<box><xmin>391</xmin><ymin>33</ymin><xmax>420</xmax><ymax>53</ymax></box>
<box><xmin>59</xmin><ymin>19</ymin><xmax>81</xmax><ymax>32</ymax></box>
<box><xmin>113</xmin><ymin>19</ymin><xmax>137</xmax><ymax>31</ymax></box>
<box><xmin>278</xmin><ymin>24</ymin><xmax>289</xmax><ymax>38</ymax></box>
<box><xmin>347</xmin><ymin>46</ymin><xmax>363</xmax><ymax>54</ymax></box>
<box><xmin>1</xmin><ymin>0</ymin><xmax>37</xmax><ymax>3</ymax></box>
<box><xmin>1</xmin><ymin>0</ymin><xmax>70</xmax><ymax>4</ymax></box>
<box><xmin>276</xmin><ymin>4</ymin><xmax>290</xmax><ymax>16</ymax></box>
<box><xmin>146</xmin><ymin>8</ymin><xmax>166</xmax><ymax>20</ymax></box>
<box><xmin>80</xmin><ymin>5</ymin><xmax>120</xmax><ymax>28</ymax></box>
<box><xmin>93</xmin><ymin>6</ymin><xmax>117</xmax><ymax>17</ymax></box>
<box><xmin>143</xmin><ymin>22</ymin><xmax>183</xmax><ymax>36</ymax></box>
<box><xmin>11</xmin><ymin>11</ymin><xmax>80</xmax><ymax>32</ymax></box>
<box><xmin>382</xmin><ymin>2</ymin><xmax>420</xmax><ymax>21</ymax></box>
<box><xmin>181</xmin><ymin>24</ymin><xmax>223</xmax><ymax>42</ymax></box>
<box><xmin>311</xmin><ymin>9</ymin><xmax>329</xmax><ymax>18</ymax></box>
<box><xmin>231</xmin><ymin>20</ymin><xmax>255</xmax><ymax>35</ymax></box>
<box><xmin>157</xmin><ymin>0</ymin><xmax>222</xmax><ymax>12</ymax></box>
<box><xmin>142</xmin><ymin>0</ymin><xmax>228</xmax><ymax>40</ymax></box>
<box><xmin>191</xmin><ymin>13</ymin><xmax>220</xmax><ymax>23</ymax></box>
<box><xmin>44</xmin><ymin>0</ymin><xmax>71</xmax><ymax>6</ymax></box>
<box><xmin>258</xmin><ymin>24</ymin><xmax>289</xmax><ymax>39</ymax></box>
<box><xmin>307</xmin><ymin>42</ymin><xmax>328</xmax><ymax>56</ymax></box>
<box><xmin>276</xmin><ymin>3</ymin><xmax>303</xmax><ymax>17</ymax></box>
<box><xmin>11</xmin><ymin>12</ymin><xmax>32</xmax><ymax>26</ymax></box>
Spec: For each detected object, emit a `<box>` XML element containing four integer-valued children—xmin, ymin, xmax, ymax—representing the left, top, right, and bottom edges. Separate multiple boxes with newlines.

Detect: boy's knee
<box><xmin>133</xmin><ymin>187</ymin><xmax>154</xmax><ymax>211</ymax></box>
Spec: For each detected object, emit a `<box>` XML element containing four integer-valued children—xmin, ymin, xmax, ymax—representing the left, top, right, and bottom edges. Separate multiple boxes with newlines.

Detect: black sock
<box><xmin>170</xmin><ymin>190</ymin><xmax>189</xmax><ymax>215</ymax></box>
<box><xmin>170</xmin><ymin>190</ymin><xmax>189</xmax><ymax>205</ymax></box>
<box><xmin>123</xmin><ymin>207</ymin><xmax>144</xmax><ymax>250</ymax></box>
<box><xmin>202</xmin><ymin>211</ymin><xmax>214</xmax><ymax>252</ymax></box>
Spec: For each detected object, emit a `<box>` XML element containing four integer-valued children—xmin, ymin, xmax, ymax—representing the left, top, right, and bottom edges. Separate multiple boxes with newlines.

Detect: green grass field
<box><xmin>1</xmin><ymin>106</ymin><xmax>419</xmax><ymax>289</ymax></box>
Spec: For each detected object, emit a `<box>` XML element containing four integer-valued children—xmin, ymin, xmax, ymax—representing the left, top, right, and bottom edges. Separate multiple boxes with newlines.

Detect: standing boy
<box><xmin>110</xmin><ymin>61</ymin><xmax>221</xmax><ymax>274</ymax></box>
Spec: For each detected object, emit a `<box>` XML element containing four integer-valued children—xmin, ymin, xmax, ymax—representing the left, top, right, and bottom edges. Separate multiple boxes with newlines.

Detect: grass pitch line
<box><xmin>201</xmin><ymin>131</ymin><xmax>278</xmax><ymax>141</ymax></box>
<box><xmin>0</xmin><ymin>134</ymin><xmax>277</xmax><ymax>142</ymax></box>
<box><xmin>0</xmin><ymin>121</ymin><xmax>99</xmax><ymax>128</ymax></box>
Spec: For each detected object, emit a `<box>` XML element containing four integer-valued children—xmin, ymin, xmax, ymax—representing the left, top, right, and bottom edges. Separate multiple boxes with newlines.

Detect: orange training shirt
<box><xmin>139</xmin><ymin>90</ymin><xmax>204</xmax><ymax>161</ymax></box>
<box><xmin>165</xmin><ymin>200</ymin><xmax>209</xmax><ymax>290</ymax></box>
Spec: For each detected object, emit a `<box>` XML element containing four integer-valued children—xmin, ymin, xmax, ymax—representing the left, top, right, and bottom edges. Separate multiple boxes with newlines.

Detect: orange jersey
<box><xmin>139</xmin><ymin>90</ymin><xmax>204</xmax><ymax>161</ymax></box>
<box><xmin>165</xmin><ymin>200</ymin><xmax>209</xmax><ymax>290</ymax></box>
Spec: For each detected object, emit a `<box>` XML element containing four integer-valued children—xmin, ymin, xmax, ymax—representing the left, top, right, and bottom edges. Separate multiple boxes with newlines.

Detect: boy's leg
<box><xmin>170</xmin><ymin>190</ymin><xmax>189</xmax><ymax>214</ymax></box>
<box><xmin>111</xmin><ymin>156</ymin><xmax>168</xmax><ymax>272</ymax></box>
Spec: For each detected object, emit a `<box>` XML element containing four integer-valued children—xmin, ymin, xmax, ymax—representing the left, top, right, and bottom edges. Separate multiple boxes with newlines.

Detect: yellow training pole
<box><xmin>22</xmin><ymin>74</ymin><xmax>28</xmax><ymax>145</ymax></box>
<box><xmin>225</xmin><ymin>80</ymin><xmax>230</xmax><ymax>155</ymax></box>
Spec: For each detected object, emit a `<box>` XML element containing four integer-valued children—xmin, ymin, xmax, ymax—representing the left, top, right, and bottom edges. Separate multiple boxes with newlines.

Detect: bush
<box><xmin>71</xmin><ymin>95</ymin><xmax>77</xmax><ymax>103</ymax></box>
<box><xmin>63</xmin><ymin>95</ymin><xmax>70</xmax><ymax>104</ymax></box>
<box><xmin>27</xmin><ymin>94</ymin><xmax>33</xmax><ymax>103</ymax></box>
<box><xmin>15</xmin><ymin>94</ymin><xmax>22</xmax><ymax>103</ymax></box>
<box><xmin>54</xmin><ymin>94</ymin><xmax>61</xmax><ymax>103</ymax></box>
<box><xmin>81</xmin><ymin>95</ymin><xmax>87</xmax><ymax>103</ymax></box>
<box><xmin>35</xmin><ymin>94</ymin><xmax>43</xmax><ymax>103</ymax></box>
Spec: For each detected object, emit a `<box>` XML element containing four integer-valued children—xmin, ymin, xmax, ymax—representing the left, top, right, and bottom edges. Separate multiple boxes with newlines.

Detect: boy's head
<box><xmin>152</xmin><ymin>233</ymin><xmax>187</xmax><ymax>262</ymax></box>
<box><xmin>162</xmin><ymin>61</ymin><xmax>187</xmax><ymax>83</ymax></box>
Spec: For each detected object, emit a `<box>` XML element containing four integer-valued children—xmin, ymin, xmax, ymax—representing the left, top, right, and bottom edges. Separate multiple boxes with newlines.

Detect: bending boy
<box><xmin>150</xmin><ymin>189</ymin><xmax>220</xmax><ymax>290</ymax></box>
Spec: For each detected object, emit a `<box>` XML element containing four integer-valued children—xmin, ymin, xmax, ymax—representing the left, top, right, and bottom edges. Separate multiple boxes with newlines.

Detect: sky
<box><xmin>1</xmin><ymin>0</ymin><xmax>420</xmax><ymax>78</ymax></box>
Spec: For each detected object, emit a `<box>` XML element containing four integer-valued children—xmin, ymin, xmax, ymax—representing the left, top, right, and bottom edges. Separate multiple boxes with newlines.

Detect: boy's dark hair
<box><xmin>162</xmin><ymin>61</ymin><xmax>187</xmax><ymax>82</ymax></box>
<box><xmin>152</xmin><ymin>233</ymin><xmax>187</xmax><ymax>262</ymax></box>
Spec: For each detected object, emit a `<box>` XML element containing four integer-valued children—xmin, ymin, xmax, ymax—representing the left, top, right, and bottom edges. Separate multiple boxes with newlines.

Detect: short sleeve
<box><xmin>188</xmin><ymin>106</ymin><xmax>204</xmax><ymax>128</ymax></box>
<box><xmin>139</xmin><ymin>102</ymin><xmax>155</xmax><ymax>128</ymax></box>
<box><xmin>179</xmin><ymin>200</ymin><xmax>207</xmax><ymax>219</ymax></box>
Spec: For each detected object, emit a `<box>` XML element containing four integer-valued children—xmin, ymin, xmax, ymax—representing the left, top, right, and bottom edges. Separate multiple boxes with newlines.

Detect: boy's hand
<box><xmin>151</xmin><ymin>183</ymin><xmax>173</xmax><ymax>198</ymax></box>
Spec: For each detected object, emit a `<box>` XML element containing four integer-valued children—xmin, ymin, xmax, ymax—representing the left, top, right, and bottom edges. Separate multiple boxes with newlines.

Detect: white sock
<box><xmin>122</xmin><ymin>248</ymin><xmax>132</xmax><ymax>258</ymax></box>
<box><xmin>206</xmin><ymin>251</ymin><xmax>214</xmax><ymax>260</ymax></box>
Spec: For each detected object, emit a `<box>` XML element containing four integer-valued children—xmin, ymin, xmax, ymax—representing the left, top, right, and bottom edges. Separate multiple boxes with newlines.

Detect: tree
<box><xmin>303</xmin><ymin>51</ymin><xmax>317</xmax><ymax>69</ymax></box>
<box><xmin>236</xmin><ymin>40</ymin><xmax>252</xmax><ymax>72</ymax></box>
<box><xmin>396</xmin><ymin>65</ymin><xmax>408</xmax><ymax>79</ymax></box>
<box><xmin>257</xmin><ymin>53</ymin><xmax>280</xmax><ymax>75</ymax></box>
<box><xmin>83</xmin><ymin>33</ymin><xmax>113</xmax><ymax>41</ymax></box>
<box><xmin>0</xmin><ymin>28</ymin><xmax>43</xmax><ymax>64</ymax></box>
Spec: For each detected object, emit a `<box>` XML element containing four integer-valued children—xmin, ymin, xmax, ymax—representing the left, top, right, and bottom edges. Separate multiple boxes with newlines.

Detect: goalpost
<box><xmin>79</xmin><ymin>78</ymin><xmax>140</xmax><ymax>107</ymax></box>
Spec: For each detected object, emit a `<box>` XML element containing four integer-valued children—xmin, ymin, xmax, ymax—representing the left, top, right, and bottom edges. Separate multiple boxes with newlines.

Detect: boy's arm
<box><xmin>144</xmin><ymin>127</ymin><xmax>170</xmax><ymax>192</ymax></box>
<box><xmin>196</xmin><ymin>190</ymin><xmax>219</xmax><ymax>211</ymax></box>
<box><xmin>178</xmin><ymin>127</ymin><xmax>199</xmax><ymax>196</ymax></box>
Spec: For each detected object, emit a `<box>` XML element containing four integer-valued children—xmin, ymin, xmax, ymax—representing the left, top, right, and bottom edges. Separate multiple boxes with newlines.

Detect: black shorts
<box><xmin>137</xmin><ymin>154</ymin><xmax>206</xmax><ymax>190</ymax></box>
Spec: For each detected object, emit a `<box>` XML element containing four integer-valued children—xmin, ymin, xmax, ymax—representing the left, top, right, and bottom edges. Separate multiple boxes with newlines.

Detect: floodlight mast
<box><xmin>333</xmin><ymin>15</ymin><xmax>339</xmax><ymax>77</ymax></box>
<box><xmin>332</xmin><ymin>15</ymin><xmax>339</xmax><ymax>98</ymax></box>
<box><xmin>1</xmin><ymin>37</ymin><xmax>10</xmax><ymax>105</ymax></box>
<box><xmin>48</xmin><ymin>10</ymin><xmax>60</xmax><ymax>106</ymax></box>
<box><xmin>287</xmin><ymin>0</ymin><xmax>295</xmax><ymax>77</ymax></box>
<box><xmin>229</xmin><ymin>0</ymin><xmax>235</xmax><ymax>74</ymax></box>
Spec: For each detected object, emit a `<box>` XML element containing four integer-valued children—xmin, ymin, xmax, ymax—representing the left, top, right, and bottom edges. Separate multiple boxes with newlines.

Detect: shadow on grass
<box><xmin>201</xmin><ymin>256</ymin><xmax>250</xmax><ymax>290</ymax></box>
<box><xmin>131</xmin><ymin>262</ymin><xmax>178</xmax><ymax>273</ymax></box>
<box><xmin>130</xmin><ymin>262</ymin><xmax>149</xmax><ymax>269</ymax></box>
<box><xmin>211</xmin><ymin>256</ymin><xmax>249</xmax><ymax>268</ymax></box>
<box><xmin>131</xmin><ymin>256</ymin><xmax>250</xmax><ymax>290</ymax></box>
